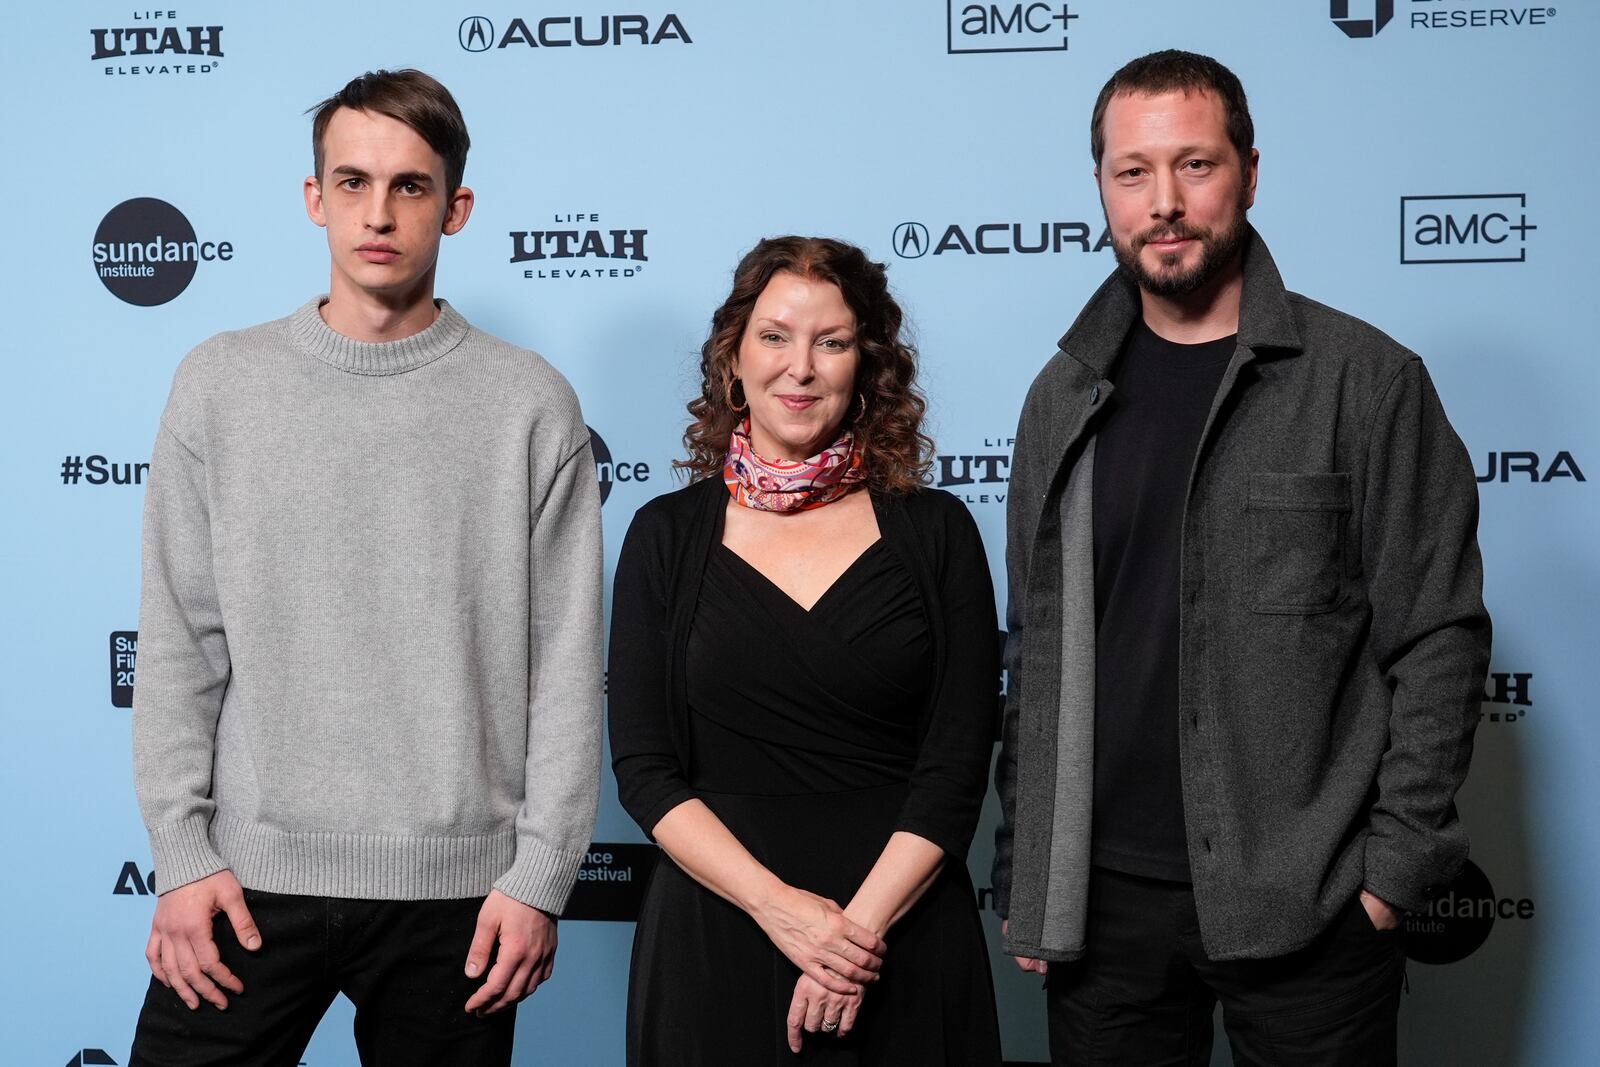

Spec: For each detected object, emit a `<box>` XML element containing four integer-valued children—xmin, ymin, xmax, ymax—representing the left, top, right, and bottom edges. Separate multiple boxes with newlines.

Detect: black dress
<box><xmin>625</xmin><ymin>540</ymin><xmax>1002</xmax><ymax>1065</ymax></box>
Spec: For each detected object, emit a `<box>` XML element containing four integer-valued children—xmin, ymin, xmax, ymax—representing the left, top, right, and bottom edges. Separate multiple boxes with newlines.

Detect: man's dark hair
<box><xmin>309</xmin><ymin>69</ymin><xmax>471</xmax><ymax>196</ymax></box>
<box><xmin>1090</xmin><ymin>50</ymin><xmax>1253</xmax><ymax>168</ymax></box>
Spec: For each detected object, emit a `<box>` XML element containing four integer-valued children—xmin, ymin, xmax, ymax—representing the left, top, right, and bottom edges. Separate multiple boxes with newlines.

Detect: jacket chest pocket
<box><xmin>1245</xmin><ymin>472</ymin><xmax>1350</xmax><ymax>614</ymax></box>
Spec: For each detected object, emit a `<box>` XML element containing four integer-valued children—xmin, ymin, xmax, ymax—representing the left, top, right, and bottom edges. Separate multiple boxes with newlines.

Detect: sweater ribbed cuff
<box><xmin>492</xmin><ymin>836</ymin><xmax>587</xmax><ymax>915</ymax></box>
<box><xmin>148</xmin><ymin>815</ymin><xmax>228</xmax><ymax>894</ymax></box>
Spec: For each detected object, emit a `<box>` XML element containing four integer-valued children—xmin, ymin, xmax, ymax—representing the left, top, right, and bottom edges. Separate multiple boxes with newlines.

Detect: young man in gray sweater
<box><xmin>129</xmin><ymin>69</ymin><xmax>603</xmax><ymax>1065</ymax></box>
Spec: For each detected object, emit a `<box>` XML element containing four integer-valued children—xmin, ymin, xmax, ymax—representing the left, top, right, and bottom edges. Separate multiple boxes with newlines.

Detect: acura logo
<box><xmin>892</xmin><ymin>222</ymin><xmax>930</xmax><ymax>259</ymax></box>
<box><xmin>460</xmin><ymin>16</ymin><xmax>494</xmax><ymax>51</ymax></box>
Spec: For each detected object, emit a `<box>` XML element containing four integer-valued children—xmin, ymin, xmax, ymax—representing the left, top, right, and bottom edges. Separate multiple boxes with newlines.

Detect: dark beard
<box><xmin>1112</xmin><ymin>203</ymin><xmax>1249</xmax><ymax>299</ymax></box>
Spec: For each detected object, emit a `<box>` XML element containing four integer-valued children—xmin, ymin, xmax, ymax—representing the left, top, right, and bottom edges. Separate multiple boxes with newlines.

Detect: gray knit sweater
<box><xmin>132</xmin><ymin>297</ymin><xmax>603</xmax><ymax>914</ymax></box>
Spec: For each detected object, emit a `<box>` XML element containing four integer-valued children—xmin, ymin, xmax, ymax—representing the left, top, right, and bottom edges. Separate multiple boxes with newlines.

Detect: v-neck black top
<box><xmin>608</xmin><ymin>476</ymin><xmax>1000</xmax><ymax>863</ymax></box>
<box><xmin>686</xmin><ymin>541</ymin><xmax>931</xmax><ymax>794</ymax></box>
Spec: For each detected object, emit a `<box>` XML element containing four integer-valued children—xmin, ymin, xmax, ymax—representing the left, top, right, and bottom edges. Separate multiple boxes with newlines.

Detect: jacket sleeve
<box><xmin>132</xmin><ymin>415</ymin><xmax>233</xmax><ymax>894</ymax></box>
<box><xmin>1359</xmin><ymin>357</ymin><xmax>1491</xmax><ymax>914</ymax></box>
<box><xmin>990</xmin><ymin>395</ymin><xmax>1042</xmax><ymax>920</ymax></box>
<box><xmin>608</xmin><ymin>505</ymin><xmax>698</xmax><ymax>838</ymax></box>
<box><xmin>492</xmin><ymin>436</ymin><xmax>605</xmax><ymax>914</ymax></box>
<box><xmin>892</xmin><ymin>497</ymin><xmax>1000</xmax><ymax>862</ymax></box>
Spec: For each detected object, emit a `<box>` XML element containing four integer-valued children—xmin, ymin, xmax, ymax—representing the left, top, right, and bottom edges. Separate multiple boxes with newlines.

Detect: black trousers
<box><xmin>1046</xmin><ymin>867</ymin><xmax>1405</xmax><ymax>1067</ymax></box>
<box><xmin>130</xmin><ymin>890</ymin><xmax>515</xmax><ymax>1067</ymax></box>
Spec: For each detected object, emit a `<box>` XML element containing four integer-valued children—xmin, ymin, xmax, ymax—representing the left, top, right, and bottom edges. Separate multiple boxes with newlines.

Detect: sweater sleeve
<box><xmin>893</xmin><ymin>496</ymin><xmax>1001</xmax><ymax>861</ymax></box>
<box><xmin>608</xmin><ymin>504</ymin><xmax>698</xmax><ymax>838</ymax></box>
<box><xmin>492</xmin><ymin>437</ymin><xmax>605</xmax><ymax>913</ymax></box>
<box><xmin>132</xmin><ymin>419</ymin><xmax>233</xmax><ymax>893</ymax></box>
<box><xmin>1359</xmin><ymin>357</ymin><xmax>1491</xmax><ymax>913</ymax></box>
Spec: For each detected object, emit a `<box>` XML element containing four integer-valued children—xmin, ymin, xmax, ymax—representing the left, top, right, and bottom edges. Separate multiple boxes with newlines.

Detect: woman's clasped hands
<box><xmin>750</xmin><ymin>884</ymin><xmax>886</xmax><ymax>1051</ymax></box>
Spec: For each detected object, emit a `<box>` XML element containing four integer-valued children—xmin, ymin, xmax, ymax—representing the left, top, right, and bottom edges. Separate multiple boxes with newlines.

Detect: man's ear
<box><xmin>443</xmin><ymin>185</ymin><xmax>475</xmax><ymax>236</ymax></box>
<box><xmin>304</xmin><ymin>176</ymin><xmax>327</xmax><ymax>228</ymax></box>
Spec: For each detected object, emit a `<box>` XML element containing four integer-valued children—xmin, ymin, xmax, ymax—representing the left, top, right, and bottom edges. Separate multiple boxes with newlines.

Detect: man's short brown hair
<box><xmin>1090</xmin><ymin>50</ymin><xmax>1253</xmax><ymax>169</ymax></box>
<box><xmin>309</xmin><ymin>69</ymin><xmax>471</xmax><ymax>195</ymax></box>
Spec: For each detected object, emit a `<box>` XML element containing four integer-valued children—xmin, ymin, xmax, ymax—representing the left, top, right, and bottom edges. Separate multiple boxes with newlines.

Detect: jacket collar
<box><xmin>1057</xmin><ymin>225</ymin><xmax>1303</xmax><ymax>375</ymax></box>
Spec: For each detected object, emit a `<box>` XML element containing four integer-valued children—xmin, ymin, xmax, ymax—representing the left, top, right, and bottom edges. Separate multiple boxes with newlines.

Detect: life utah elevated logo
<box><xmin>458</xmin><ymin>13</ymin><xmax>691</xmax><ymax>52</ymax></box>
<box><xmin>511</xmin><ymin>212</ymin><xmax>649</xmax><ymax>281</ymax></box>
<box><xmin>90</xmin><ymin>10</ymin><xmax>223</xmax><ymax>76</ymax></box>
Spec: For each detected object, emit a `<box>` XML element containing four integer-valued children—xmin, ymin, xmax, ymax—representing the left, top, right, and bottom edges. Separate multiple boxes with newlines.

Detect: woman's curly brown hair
<box><xmin>678</xmin><ymin>236</ymin><xmax>933</xmax><ymax>494</ymax></box>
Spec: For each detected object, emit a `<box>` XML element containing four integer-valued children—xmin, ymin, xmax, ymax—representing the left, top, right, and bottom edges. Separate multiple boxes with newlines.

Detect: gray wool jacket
<box><xmin>991</xmin><ymin>230</ymin><xmax>1491</xmax><ymax>962</ymax></box>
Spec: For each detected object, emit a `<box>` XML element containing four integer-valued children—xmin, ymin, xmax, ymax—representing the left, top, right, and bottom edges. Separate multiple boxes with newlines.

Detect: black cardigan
<box><xmin>607</xmin><ymin>476</ymin><xmax>1000</xmax><ymax>861</ymax></box>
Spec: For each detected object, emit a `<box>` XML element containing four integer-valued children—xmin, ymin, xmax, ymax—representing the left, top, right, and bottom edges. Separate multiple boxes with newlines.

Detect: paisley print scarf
<box><xmin>722</xmin><ymin>419</ymin><xmax>864</xmax><ymax>512</ymax></box>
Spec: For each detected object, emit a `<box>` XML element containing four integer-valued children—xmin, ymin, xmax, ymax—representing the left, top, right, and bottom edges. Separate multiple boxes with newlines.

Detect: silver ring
<box><xmin>820</xmin><ymin>1019</ymin><xmax>839</xmax><ymax>1033</ymax></box>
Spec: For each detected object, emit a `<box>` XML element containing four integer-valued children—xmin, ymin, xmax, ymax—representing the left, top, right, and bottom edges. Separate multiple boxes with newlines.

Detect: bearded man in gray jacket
<box><xmin>992</xmin><ymin>50</ymin><xmax>1489</xmax><ymax>1065</ymax></box>
<box><xmin>129</xmin><ymin>69</ymin><xmax>602</xmax><ymax>1066</ymax></box>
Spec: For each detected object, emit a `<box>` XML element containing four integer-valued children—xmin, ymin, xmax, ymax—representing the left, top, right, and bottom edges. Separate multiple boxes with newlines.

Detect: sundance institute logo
<box><xmin>1404</xmin><ymin>859</ymin><xmax>1533</xmax><ymax>964</ymax></box>
<box><xmin>588</xmin><ymin>426</ymin><xmax>652</xmax><ymax>505</ymax></box>
<box><xmin>92</xmin><ymin>198</ymin><xmax>234</xmax><ymax>306</ymax></box>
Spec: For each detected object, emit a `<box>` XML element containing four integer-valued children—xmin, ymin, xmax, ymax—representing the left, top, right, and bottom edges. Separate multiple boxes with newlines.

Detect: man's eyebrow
<box><xmin>1109</xmin><ymin>142</ymin><xmax>1226</xmax><ymax>164</ymax></box>
<box><xmin>327</xmin><ymin>165</ymin><xmax>435</xmax><ymax>186</ymax></box>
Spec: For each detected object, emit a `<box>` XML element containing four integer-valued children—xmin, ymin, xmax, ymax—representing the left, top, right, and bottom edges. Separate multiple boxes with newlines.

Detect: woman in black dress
<box><xmin>608</xmin><ymin>236</ymin><xmax>1002</xmax><ymax>1065</ymax></box>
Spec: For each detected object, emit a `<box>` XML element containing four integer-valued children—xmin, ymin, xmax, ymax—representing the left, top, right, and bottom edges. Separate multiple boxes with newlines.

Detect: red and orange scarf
<box><xmin>722</xmin><ymin>419</ymin><xmax>864</xmax><ymax>512</ymax></box>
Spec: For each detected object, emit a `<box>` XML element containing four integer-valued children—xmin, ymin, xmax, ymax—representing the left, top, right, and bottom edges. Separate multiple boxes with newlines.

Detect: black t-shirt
<box><xmin>1090</xmin><ymin>317</ymin><xmax>1234</xmax><ymax>882</ymax></box>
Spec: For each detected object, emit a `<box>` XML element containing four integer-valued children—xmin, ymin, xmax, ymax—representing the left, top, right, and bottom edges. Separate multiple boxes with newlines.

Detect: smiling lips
<box><xmin>357</xmin><ymin>243</ymin><xmax>400</xmax><ymax>263</ymax></box>
<box><xmin>777</xmin><ymin>394</ymin><xmax>821</xmax><ymax>411</ymax></box>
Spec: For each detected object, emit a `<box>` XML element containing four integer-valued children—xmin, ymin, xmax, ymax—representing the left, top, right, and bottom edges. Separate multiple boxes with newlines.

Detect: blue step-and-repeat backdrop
<box><xmin>1</xmin><ymin>2</ymin><xmax>1594</xmax><ymax>1064</ymax></box>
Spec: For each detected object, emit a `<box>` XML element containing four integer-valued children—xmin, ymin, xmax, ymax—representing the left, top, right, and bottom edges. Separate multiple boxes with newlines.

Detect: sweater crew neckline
<box><xmin>288</xmin><ymin>297</ymin><xmax>471</xmax><ymax>376</ymax></box>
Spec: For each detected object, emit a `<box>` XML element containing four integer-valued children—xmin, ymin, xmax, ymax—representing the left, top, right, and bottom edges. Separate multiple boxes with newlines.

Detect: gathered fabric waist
<box><xmin>692</xmin><ymin>783</ymin><xmax>910</xmax><ymax>904</ymax></box>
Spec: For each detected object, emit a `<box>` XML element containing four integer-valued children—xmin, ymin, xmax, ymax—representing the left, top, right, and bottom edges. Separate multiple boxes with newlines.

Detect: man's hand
<box><xmin>1002</xmin><ymin>918</ymin><xmax>1048</xmax><ymax>975</ymax></box>
<box><xmin>1359</xmin><ymin>889</ymin><xmax>1403</xmax><ymax>931</ymax></box>
<box><xmin>463</xmin><ymin>889</ymin><xmax>557</xmax><ymax>1015</ymax></box>
<box><xmin>145</xmin><ymin>869</ymin><xmax>261</xmax><ymax>1011</ymax></box>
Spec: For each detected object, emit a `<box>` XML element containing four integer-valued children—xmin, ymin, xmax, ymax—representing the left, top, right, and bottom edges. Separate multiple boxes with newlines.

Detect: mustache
<box><xmin>1134</xmin><ymin>222</ymin><xmax>1211</xmax><ymax>248</ymax></box>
